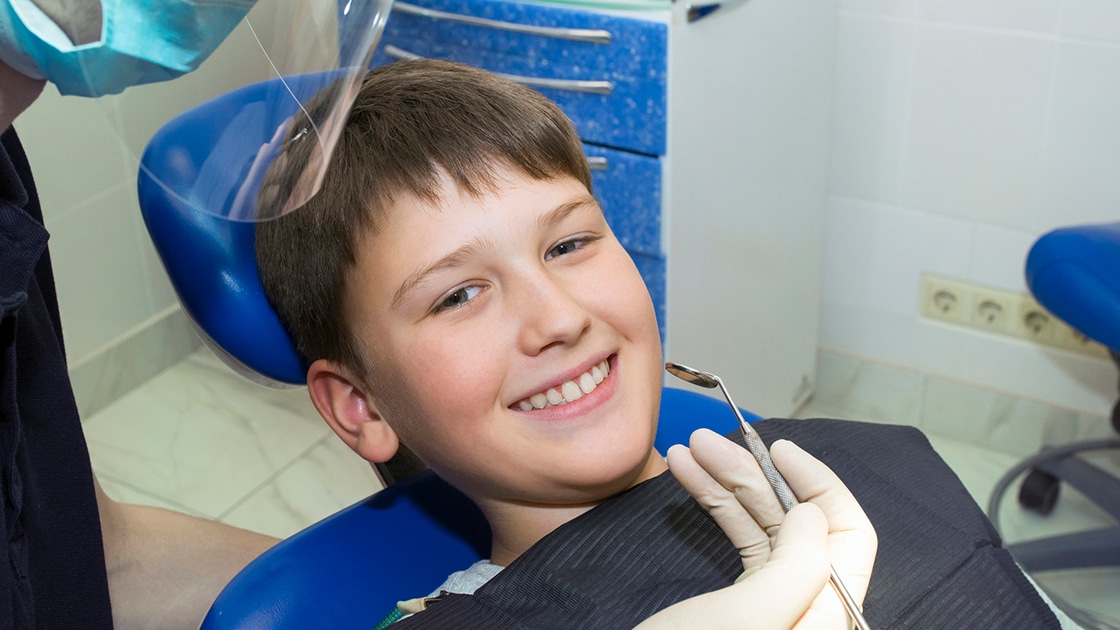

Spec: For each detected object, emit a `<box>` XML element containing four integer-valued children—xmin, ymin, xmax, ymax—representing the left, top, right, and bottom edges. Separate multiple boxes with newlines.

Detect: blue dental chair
<box><xmin>138</xmin><ymin>80</ymin><xmax>757</xmax><ymax>629</ymax></box>
<box><xmin>988</xmin><ymin>222</ymin><xmax>1120</xmax><ymax>575</ymax></box>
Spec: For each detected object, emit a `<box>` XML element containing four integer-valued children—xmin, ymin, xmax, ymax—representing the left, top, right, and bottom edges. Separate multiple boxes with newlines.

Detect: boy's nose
<box><xmin>514</xmin><ymin>273</ymin><xmax>592</xmax><ymax>355</ymax></box>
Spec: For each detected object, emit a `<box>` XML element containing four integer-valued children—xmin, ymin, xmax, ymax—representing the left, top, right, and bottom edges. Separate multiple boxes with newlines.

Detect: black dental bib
<box><xmin>390</xmin><ymin>419</ymin><xmax>1061</xmax><ymax>629</ymax></box>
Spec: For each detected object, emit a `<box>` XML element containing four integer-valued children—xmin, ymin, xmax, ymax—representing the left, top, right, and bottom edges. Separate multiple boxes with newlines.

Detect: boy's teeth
<box><xmin>517</xmin><ymin>360</ymin><xmax>611</xmax><ymax>411</ymax></box>
<box><xmin>579</xmin><ymin>372</ymin><xmax>596</xmax><ymax>394</ymax></box>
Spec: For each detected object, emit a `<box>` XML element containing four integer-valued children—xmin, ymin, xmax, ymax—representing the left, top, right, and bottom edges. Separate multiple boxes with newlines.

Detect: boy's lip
<box><xmin>508</xmin><ymin>353</ymin><xmax>617</xmax><ymax>410</ymax></box>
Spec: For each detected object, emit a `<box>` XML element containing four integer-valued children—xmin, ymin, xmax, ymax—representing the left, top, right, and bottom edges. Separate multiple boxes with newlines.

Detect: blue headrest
<box><xmin>137</xmin><ymin>78</ymin><xmax>316</xmax><ymax>386</ymax></box>
<box><xmin>1026</xmin><ymin>221</ymin><xmax>1120</xmax><ymax>352</ymax></box>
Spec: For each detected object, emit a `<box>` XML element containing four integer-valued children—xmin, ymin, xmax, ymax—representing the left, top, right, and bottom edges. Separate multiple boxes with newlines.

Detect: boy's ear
<box><xmin>306</xmin><ymin>359</ymin><xmax>400</xmax><ymax>464</ymax></box>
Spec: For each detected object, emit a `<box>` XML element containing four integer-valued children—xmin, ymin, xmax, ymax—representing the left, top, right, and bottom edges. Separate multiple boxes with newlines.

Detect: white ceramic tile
<box><xmin>918</xmin><ymin>0</ymin><xmax>1061</xmax><ymax>34</ymax></box>
<box><xmin>921</xmin><ymin>376</ymin><xmax>1089</xmax><ymax>456</ymax></box>
<box><xmin>900</xmin><ymin>25</ymin><xmax>1053</xmax><ymax>230</ymax></box>
<box><xmin>1035</xmin><ymin>43</ymin><xmax>1120</xmax><ymax>231</ymax></box>
<box><xmin>807</xmin><ymin>350</ymin><xmax>925</xmax><ymax>426</ymax></box>
<box><xmin>829</xmin><ymin>15</ymin><xmax>916</xmax><ymax>203</ymax></box>
<box><xmin>1033</xmin><ymin>568</ymin><xmax>1120</xmax><ymax>627</ymax></box>
<box><xmin>818</xmin><ymin>302</ymin><xmax>1117</xmax><ymax>415</ymax></box>
<box><xmin>12</xmin><ymin>86</ymin><xmax>133</xmax><ymax>221</ymax></box>
<box><xmin>1061</xmin><ymin>0</ymin><xmax>1120</xmax><ymax>43</ymax></box>
<box><xmin>821</xmin><ymin>197</ymin><xmax>973</xmax><ymax>317</ymax></box>
<box><xmin>839</xmin><ymin>0</ymin><xmax>916</xmax><ymax>17</ymax></box>
<box><xmin>220</xmin><ymin>435</ymin><xmax>384</xmax><ymax>539</ymax></box>
<box><xmin>70</xmin><ymin>307</ymin><xmax>201</xmax><ymax>419</ymax></box>
<box><xmin>44</xmin><ymin>184</ymin><xmax>158</xmax><ymax>363</ymax></box>
<box><xmin>968</xmin><ymin>224</ymin><xmax>1036</xmax><ymax>292</ymax></box>
<box><xmin>83</xmin><ymin>349</ymin><xmax>329</xmax><ymax>518</ymax></box>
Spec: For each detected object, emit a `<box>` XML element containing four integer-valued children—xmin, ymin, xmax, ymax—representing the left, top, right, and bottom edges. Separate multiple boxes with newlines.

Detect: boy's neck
<box><xmin>483</xmin><ymin>449</ymin><xmax>669</xmax><ymax>567</ymax></box>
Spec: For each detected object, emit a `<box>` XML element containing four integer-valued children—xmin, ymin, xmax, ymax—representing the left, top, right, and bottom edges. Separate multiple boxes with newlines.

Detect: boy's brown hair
<box><xmin>256</xmin><ymin>59</ymin><xmax>592</xmax><ymax>382</ymax></box>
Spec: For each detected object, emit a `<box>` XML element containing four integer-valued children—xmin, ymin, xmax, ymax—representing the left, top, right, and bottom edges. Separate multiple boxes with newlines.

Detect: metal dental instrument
<box><xmin>665</xmin><ymin>362</ymin><xmax>872</xmax><ymax>630</ymax></box>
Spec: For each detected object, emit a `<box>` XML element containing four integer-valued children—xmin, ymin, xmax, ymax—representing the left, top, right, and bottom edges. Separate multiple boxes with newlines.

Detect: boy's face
<box><xmin>348</xmin><ymin>165</ymin><xmax>665</xmax><ymax>511</ymax></box>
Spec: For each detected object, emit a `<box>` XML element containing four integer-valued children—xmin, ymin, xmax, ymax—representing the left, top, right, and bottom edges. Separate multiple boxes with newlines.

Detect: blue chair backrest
<box><xmin>137</xmin><ymin>76</ymin><xmax>338</xmax><ymax>385</ymax></box>
<box><xmin>1026</xmin><ymin>221</ymin><xmax>1120</xmax><ymax>352</ymax></box>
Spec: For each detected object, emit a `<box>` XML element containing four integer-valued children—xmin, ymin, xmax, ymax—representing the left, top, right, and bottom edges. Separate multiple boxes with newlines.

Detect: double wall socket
<box><xmin>918</xmin><ymin>274</ymin><xmax>1109</xmax><ymax>358</ymax></box>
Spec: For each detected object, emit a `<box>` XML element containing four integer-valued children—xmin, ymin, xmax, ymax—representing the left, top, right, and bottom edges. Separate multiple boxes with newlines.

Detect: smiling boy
<box><xmin>257</xmin><ymin>59</ymin><xmax>671</xmax><ymax>567</ymax></box>
<box><xmin>256</xmin><ymin>60</ymin><xmax>1065</xmax><ymax>629</ymax></box>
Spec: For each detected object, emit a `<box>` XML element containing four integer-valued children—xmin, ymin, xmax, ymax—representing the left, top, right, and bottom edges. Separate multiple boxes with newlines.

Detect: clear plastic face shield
<box><xmin>10</xmin><ymin>0</ymin><xmax>394</xmax><ymax>222</ymax></box>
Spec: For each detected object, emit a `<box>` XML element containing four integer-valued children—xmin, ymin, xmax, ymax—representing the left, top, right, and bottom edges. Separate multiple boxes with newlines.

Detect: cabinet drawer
<box><xmin>374</xmin><ymin>0</ymin><xmax>667</xmax><ymax>155</ymax></box>
<box><xmin>630</xmin><ymin>252</ymin><xmax>666</xmax><ymax>336</ymax></box>
<box><xmin>585</xmin><ymin>144</ymin><xmax>661</xmax><ymax>258</ymax></box>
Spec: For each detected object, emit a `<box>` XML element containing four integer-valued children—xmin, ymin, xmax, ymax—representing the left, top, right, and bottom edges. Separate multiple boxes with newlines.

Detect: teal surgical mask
<box><xmin>0</xmin><ymin>0</ymin><xmax>255</xmax><ymax>97</ymax></box>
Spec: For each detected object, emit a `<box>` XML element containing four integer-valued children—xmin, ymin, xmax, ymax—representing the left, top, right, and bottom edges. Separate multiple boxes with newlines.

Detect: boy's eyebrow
<box><xmin>392</xmin><ymin>241</ymin><xmax>485</xmax><ymax>310</ymax></box>
<box><xmin>538</xmin><ymin>194</ymin><xmax>600</xmax><ymax>231</ymax></box>
<box><xmin>391</xmin><ymin>195</ymin><xmax>601</xmax><ymax>310</ymax></box>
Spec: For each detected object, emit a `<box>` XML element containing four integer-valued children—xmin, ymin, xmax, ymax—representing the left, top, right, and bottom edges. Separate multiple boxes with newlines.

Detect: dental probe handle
<box><xmin>663</xmin><ymin>362</ymin><xmax>872</xmax><ymax>629</ymax></box>
<box><xmin>716</xmin><ymin>377</ymin><xmax>798</xmax><ymax>511</ymax></box>
<box><xmin>713</xmin><ymin>380</ymin><xmax>873</xmax><ymax>630</ymax></box>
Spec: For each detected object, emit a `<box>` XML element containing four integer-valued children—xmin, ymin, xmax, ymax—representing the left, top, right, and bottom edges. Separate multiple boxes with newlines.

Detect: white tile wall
<box><xmin>822</xmin><ymin>196</ymin><xmax>973</xmax><ymax>316</ymax></box>
<box><xmin>825</xmin><ymin>3</ymin><xmax>1120</xmax><ymax>414</ymax></box>
<box><xmin>1036</xmin><ymin>42</ymin><xmax>1120</xmax><ymax>230</ymax></box>
<box><xmin>901</xmin><ymin>25</ymin><xmax>1052</xmax><ymax>229</ymax></box>
<box><xmin>917</xmin><ymin>0</ymin><xmax>1061</xmax><ymax>33</ymax></box>
<box><xmin>43</xmin><ymin>182</ymin><xmax>157</xmax><ymax>362</ymax></box>
<box><xmin>829</xmin><ymin>15</ymin><xmax>915</xmax><ymax>203</ymax></box>
<box><xmin>839</xmin><ymin>0</ymin><xmax>915</xmax><ymax>17</ymax></box>
<box><xmin>968</xmin><ymin>223</ymin><xmax>1036</xmax><ymax>291</ymax></box>
<box><xmin>1062</xmin><ymin>0</ymin><xmax>1120</xmax><ymax>43</ymax></box>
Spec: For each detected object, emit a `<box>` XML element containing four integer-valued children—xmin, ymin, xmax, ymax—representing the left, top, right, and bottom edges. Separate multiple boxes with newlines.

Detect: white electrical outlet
<box><xmin>918</xmin><ymin>274</ymin><xmax>1109</xmax><ymax>358</ymax></box>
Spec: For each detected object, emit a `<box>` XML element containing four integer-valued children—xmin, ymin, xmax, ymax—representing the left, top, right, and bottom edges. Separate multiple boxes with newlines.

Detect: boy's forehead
<box><xmin>349</xmin><ymin>170</ymin><xmax>597</xmax><ymax>299</ymax></box>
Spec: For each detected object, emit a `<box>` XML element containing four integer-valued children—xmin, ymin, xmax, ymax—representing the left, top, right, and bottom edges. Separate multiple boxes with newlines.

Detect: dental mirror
<box><xmin>664</xmin><ymin>362</ymin><xmax>720</xmax><ymax>388</ymax></box>
<box><xmin>664</xmin><ymin>361</ymin><xmax>872</xmax><ymax>630</ymax></box>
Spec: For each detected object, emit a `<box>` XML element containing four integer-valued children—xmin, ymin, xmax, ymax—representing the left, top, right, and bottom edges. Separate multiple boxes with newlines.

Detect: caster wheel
<box><xmin>1018</xmin><ymin>469</ymin><xmax>1060</xmax><ymax>515</ymax></box>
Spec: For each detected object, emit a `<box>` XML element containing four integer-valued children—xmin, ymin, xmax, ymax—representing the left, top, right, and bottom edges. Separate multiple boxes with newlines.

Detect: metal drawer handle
<box><xmin>586</xmin><ymin>156</ymin><xmax>608</xmax><ymax>171</ymax></box>
<box><xmin>384</xmin><ymin>45</ymin><xmax>614</xmax><ymax>95</ymax></box>
<box><xmin>394</xmin><ymin>2</ymin><xmax>612</xmax><ymax>44</ymax></box>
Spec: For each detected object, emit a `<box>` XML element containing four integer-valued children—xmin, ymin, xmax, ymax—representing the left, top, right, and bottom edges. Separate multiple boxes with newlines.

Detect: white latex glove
<box><xmin>635</xmin><ymin>429</ymin><xmax>877</xmax><ymax>630</ymax></box>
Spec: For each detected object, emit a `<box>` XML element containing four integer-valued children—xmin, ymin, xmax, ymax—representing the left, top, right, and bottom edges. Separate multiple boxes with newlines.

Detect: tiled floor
<box><xmin>83</xmin><ymin>348</ymin><xmax>383</xmax><ymax>540</ymax></box>
<box><xmin>84</xmin><ymin>347</ymin><xmax>1120</xmax><ymax>626</ymax></box>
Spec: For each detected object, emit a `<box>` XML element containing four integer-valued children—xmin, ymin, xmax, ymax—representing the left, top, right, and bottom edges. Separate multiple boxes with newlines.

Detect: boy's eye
<box><xmin>546</xmin><ymin>235</ymin><xmax>599</xmax><ymax>260</ymax></box>
<box><xmin>434</xmin><ymin>285</ymin><xmax>484</xmax><ymax>313</ymax></box>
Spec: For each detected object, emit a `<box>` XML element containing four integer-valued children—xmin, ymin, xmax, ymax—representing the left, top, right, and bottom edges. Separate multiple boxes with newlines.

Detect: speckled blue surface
<box><xmin>372</xmin><ymin>0</ymin><xmax>667</xmax><ymax>155</ymax></box>
<box><xmin>630</xmin><ymin>251</ymin><xmax>666</xmax><ymax>337</ymax></box>
<box><xmin>585</xmin><ymin>143</ymin><xmax>661</xmax><ymax>257</ymax></box>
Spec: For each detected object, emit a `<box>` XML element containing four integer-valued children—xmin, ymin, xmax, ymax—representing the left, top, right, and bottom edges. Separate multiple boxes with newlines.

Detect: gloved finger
<box><xmin>687</xmin><ymin>429</ymin><xmax>788</xmax><ymax>537</ymax></box>
<box><xmin>666</xmin><ymin>441</ymin><xmax>772</xmax><ymax>570</ymax></box>
<box><xmin>771</xmin><ymin>439</ymin><xmax>877</xmax><ymax>607</ymax></box>
<box><xmin>632</xmin><ymin>502</ymin><xmax>833</xmax><ymax>630</ymax></box>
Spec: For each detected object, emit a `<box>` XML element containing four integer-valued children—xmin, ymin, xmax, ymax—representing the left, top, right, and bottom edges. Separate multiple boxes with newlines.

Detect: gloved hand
<box><xmin>635</xmin><ymin>428</ymin><xmax>877</xmax><ymax>630</ymax></box>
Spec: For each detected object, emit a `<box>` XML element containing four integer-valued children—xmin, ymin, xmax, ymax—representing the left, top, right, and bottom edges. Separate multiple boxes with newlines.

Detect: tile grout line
<box><xmin>214</xmin><ymin>433</ymin><xmax>337</xmax><ymax>522</ymax></box>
